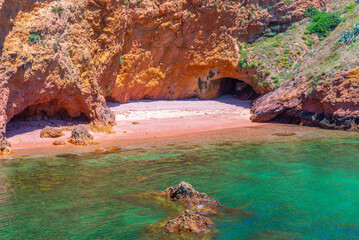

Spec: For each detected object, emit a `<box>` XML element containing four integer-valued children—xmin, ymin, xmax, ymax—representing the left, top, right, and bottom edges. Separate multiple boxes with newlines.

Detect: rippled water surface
<box><xmin>0</xmin><ymin>135</ymin><xmax>359</xmax><ymax>239</ymax></box>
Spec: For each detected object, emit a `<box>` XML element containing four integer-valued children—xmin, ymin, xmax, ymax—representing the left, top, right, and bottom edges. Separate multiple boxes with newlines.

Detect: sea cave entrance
<box><xmin>217</xmin><ymin>78</ymin><xmax>259</xmax><ymax>100</ymax></box>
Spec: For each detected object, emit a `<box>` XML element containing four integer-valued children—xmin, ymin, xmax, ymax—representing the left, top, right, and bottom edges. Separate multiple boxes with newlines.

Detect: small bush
<box><xmin>53</xmin><ymin>44</ymin><xmax>59</xmax><ymax>52</ymax></box>
<box><xmin>305</xmin><ymin>39</ymin><xmax>314</xmax><ymax>46</ymax></box>
<box><xmin>271</xmin><ymin>76</ymin><xmax>279</xmax><ymax>83</ymax></box>
<box><xmin>238</xmin><ymin>58</ymin><xmax>247</xmax><ymax>68</ymax></box>
<box><xmin>249</xmin><ymin>62</ymin><xmax>257</xmax><ymax>68</ymax></box>
<box><xmin>52</xmin><ymin>6</ymin><xmax>64</xmax><ymax>14</ymax></box>
<box><xmin>28</xmin><ymin>34</ymin><xmax>40</xmax><ymax>44</ymax></box>
<box><xmin>344</xmin><ymin>4</ymin><xmax>355</xmax><ymax>13</ymax></box>
<box><xmin>272</xmin><ymin>41</ymin><xmax>280</xmax><ymax>47</ymax></box>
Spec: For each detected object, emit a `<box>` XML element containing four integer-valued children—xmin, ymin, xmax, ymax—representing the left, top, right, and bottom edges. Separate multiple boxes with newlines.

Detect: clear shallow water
<box><xmin>0</xmin><ymin>136</ymin><xmax>359</xmax><ymax>239</ymax></box>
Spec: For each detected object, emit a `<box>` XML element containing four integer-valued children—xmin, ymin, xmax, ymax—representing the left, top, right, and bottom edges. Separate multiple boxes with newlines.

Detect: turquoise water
<box><xmin>0</xmin><ymin>136</ymin><xmax>359</xmax><ymax>239</ymax></box>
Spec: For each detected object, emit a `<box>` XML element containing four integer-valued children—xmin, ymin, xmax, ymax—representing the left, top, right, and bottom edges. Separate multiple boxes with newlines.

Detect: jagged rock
<box><xmin>40</xmin><ymin>127</ymin><xmax>64</xmax><ymax>138</ymax></box>
<box><xmin>68</xmin><ymin>126</ymin><xmax>94</xmax><ymax>145</ymax></box>
<box><xmin>160</xmin><ymin>182</ymin><xmax>221</xmax><ymax>209</ymax></box>
<box><xmin>164</xmin><ymin>210</ymin><xmax>213</xmax><ymax>234</ymax></box>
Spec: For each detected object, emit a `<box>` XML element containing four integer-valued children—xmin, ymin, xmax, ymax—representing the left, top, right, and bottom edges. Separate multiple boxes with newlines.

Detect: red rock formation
<box><xmin>0</xmin><ymin>0</ymin><xmax>325</xmax><ymax>152</ymax></box>
<box><xmin>252</xmin><ymin>68</ymin><xmax>359</xmax><ymax>130</ymax></box>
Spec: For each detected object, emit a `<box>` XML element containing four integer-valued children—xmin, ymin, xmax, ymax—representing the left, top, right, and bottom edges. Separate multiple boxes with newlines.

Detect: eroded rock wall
<box><xmin>252</xmin><ymin>69</ymin><xmax>359</xmax><ymax>130</ymax></box>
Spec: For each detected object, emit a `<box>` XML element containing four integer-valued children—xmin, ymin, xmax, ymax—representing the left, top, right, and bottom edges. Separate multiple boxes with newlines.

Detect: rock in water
<box><xmin>160</xmin><ymin>181</ymin><xmax>221</xmax><ymax>208</ymax></box>
<box><xmin>69</xmin><ymin>126</ymin><xmax>94</xmax><ymax>145</ymax></box>
<box><xmin>40</xmin><ymin>127</ymin><xmax>64</xmax><ymax>138</ymax></box>
<box><xmin>164</xmin><ymin>210</ymin><xmax>213</xmax><ymax>234</ymax></box>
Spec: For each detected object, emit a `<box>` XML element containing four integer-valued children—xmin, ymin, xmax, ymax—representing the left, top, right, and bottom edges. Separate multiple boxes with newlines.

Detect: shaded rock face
<box><xmin>40</xmin><ymin>126</ymin><xmax>64</xmax><ymax>138</ymax></box>
<box><xmin>68</xmin><ymin>126</ymin><xmax>94</xmax><ymax>145</ymax></box>
<box><xmin>252</xmin><ymin>69</ymin><xmax>359</xmax><ymax>130</ymax></box>
<box><xmin>0</xmin><ymin>0</ymin><xmax>324</xmax><ymax>150</ymax></box>
<box><xmin>164</xmin><ymin>210</ymin><xmax>213</xmax><ymax>234</ymax></box>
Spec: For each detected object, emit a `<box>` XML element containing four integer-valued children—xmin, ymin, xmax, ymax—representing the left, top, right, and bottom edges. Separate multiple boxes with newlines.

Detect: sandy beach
<box><xmin>3</xmin><ymin>95</ymin><xmax>353</xmax><ymax>158</ymax></box>
<box><xmin>3</xmin><ymin>96</ymin><xmax>265</xmax><ymax>157</ymax></box>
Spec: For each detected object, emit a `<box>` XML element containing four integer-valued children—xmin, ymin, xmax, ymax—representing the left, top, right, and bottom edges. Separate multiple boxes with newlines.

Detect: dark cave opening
<box><xmin>218</xmin><ymin>78</ymin><xmax>259</xmax><ymax>100</ymax></box>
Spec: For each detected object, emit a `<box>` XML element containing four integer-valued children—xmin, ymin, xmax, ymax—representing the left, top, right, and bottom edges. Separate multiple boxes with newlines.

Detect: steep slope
<box><xmin>251</xmin><ymin>0</ymin><xmax>359</xmax><ymax>130</ymax></box>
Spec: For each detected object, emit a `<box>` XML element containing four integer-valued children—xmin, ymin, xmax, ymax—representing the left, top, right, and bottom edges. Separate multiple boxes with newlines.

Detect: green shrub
<box><xmin>52</xmin><ymin>6</ymin><xmax>64</xmax><ymax>14</ymax></box>
<box><xmin>28</xmin><ymin>34</ymin><xmax>40</xmax><ymax>44</ymax></box>
<box><xmin>305</xmin><ymin>39</ymin><xmax>314</xmax><ymax>46</ymax></box>
<box><xmin>305</xmin><ymin>7</ymin><xmax>342</xmax><ymax>37</ymax></box>
<box><xmin>238</xmin><ymin>58</ymin><xmax>247</xmax><ymax>68</ymax></box>
<box><xmin>53</xmin><ymin>43</ymin><xmax>59</xmax><ymax>52</ymax></box>
<box><xmin>271</xmin><ymin>76</ymin><xmax>279</xmax><ymax>83</ymax></box>
<box><xmin>344</xmin><ymin>4</ymin><xmax>355</xmax><ymax>13</ymax></box>
<box><xmin>264</xmin><ymin>70</ymin><xmax>271</xmax><ymax>75</ymax></box>
<box><xmin>272</xmin><ymin>41</ymin><xmax>280</xmax><ymax>47</ymax></box>
<box><xmin>249</xmin><ymin>62</ymin><xmax>256</xmax><ymax>68</ymax></box>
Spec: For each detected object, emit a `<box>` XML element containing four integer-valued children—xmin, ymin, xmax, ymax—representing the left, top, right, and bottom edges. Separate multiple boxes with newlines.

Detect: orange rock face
<box><xmin>0</xmin><ymin>0</ymin><xmax>325</xmax><ymax>150</ymax></box>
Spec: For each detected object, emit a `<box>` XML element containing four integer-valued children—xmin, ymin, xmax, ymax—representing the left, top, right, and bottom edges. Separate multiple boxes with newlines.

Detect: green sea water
<box><xmin>0</xmin><ymin>135</ymin><xmax>359</xmax><ymax>239</ymax></box>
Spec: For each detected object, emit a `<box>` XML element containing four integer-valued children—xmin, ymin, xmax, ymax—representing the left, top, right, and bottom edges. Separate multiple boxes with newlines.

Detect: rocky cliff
<box><xmin>0</xmin><ymin>0</ymin><xmax>343</xmax><ymax>154</ymax></box>
<box><xmin>252</xmin><ymin>69</ymin><xmax>359</xmax><ymax>130</ymax></box>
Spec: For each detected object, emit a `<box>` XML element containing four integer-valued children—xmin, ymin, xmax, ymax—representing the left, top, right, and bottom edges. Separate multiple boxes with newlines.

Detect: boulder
<box><xmin>160</xmin><ymin>182</ymin><xmax>221</xmax><ymax>209</ymax></box>
<box><xmin>53</xmin><ymin>140</ymin><xmax>66</xmax><ymax>146</ymax></box>
<box><xmin>164</xmin><ymin>210</ymin><xmax>213</xmax><ymax>234</ymax></box>
<box><xmin>0</xmin><ymin>138</ymin><xmax>11</xmax><ymax>155</ymax></box>
<box><xmin>40</xmin><ymin>127</ymin><xmax>64</xmax><ymax>138</ymax></box>
<box><xmin>68</xmin><ymin>126</ymin><xmax>94</xmax><ymax>145</ymax></box>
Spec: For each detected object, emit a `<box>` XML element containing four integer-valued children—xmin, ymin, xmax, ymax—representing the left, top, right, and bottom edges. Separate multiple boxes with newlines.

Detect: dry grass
<box><xmin>246</xmin><ymin>0</ymin><xmax>359</xmax><ymax>88</ymax></box>
<box><xmin>301</xmin><ymin>0</ymin><xmax>359</xmax><ymax>80</ymax></box>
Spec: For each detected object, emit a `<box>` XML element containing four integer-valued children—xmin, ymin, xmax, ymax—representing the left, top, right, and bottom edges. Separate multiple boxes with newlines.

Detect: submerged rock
<box><xmin>40</xmin><ymin>127</ymin><xmax>64</xmax><ymax>138</ymax></box>
<box><xmin>272</xmin><ymin>131</ymin><xmax>296</xmax><ymax>137</ymax></box>
<box><xmin>68</xmin><ymin>126</ymin><xmax>94</xmax><ymax>145</ymax></box>
<box><xmin>160</xmin><ymin>182</ymin><xmax>221</xmax><ymax>209</ymax></box>
<box><xmin>164</xmin><ymin>210</ymin><xmax>213</xmax><ymax>234</ymax></box>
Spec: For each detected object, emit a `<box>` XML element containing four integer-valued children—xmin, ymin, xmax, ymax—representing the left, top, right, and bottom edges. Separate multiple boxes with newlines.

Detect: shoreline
<box><xmin>2</xmin><ymin>96</ymin><xmax>357</xmax><ymax>159</ymax></box>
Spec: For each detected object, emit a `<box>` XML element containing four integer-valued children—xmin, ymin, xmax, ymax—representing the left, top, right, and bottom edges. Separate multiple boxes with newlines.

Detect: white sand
<box><xmin>108</xmin><ymin>95</ymin><xmax>252</xmax><ymax>121</ymax></box>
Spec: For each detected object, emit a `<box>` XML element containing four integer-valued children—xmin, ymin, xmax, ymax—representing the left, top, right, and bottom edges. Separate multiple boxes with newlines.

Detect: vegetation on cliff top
<box><xmin>239</xmin><ymin>0</ymin><xmax>359</xmax><ymax>91</ymax></box>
